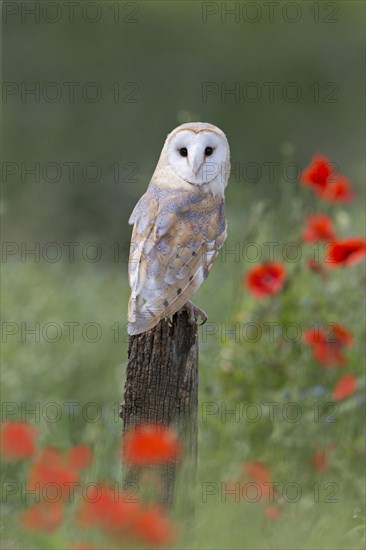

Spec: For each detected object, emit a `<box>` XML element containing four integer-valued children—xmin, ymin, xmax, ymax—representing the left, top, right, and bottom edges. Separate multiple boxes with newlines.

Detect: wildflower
<box><xmin>301</xmin><ymin>155</ymin><xmax>334</xmax><ymax>192</ymax></box>
<box><xmin>241</xmin><ymin>461</ymin><xmax>272</xmax><ymax>500</ymax></box>
<box><xmin>77</xmin><ymin>483</ymin><xmax>139</xmax><ymax>535</ymax></box>
<box><xmin>123</xmin><ymin>424</ymin><xmax>181</xmax><ymax>465</ymax></box>
<box><xmin>325</xmin><ymin>237</ymin><xmax>366</xmax><ymax>267</ymax></box>
<box><xmin>302</xmin><ymin>214</ymin><xmax>336</xmax><ymax>242</ymax></box>
<box><xmin>265</xmin><ymin>506</ymin><xmax>281</xmax><ymax>520</ymax></box>
<box><xmin>21</xmin><ymin>502</ymin><xmax>63</xmax><ymax>533</ymax></box>
<box><xmin>1</xmin><ymin>421</ymin><xmax>37</xmax><ymax>460</ymax></box>
<box><xmin>28</xmin><ymin>447</ymin><xmax>79</xmax><ymax>500</ymax></box>
<box><xmin>301</xmin><ymin>155</ymin><xmax>354</xmax><ymax>202</ymax></box>
<box><xmin>311</xmin><ymin>449</ymin><xmax>328</xmax><ymax>472</ymax></box>
<box><xmin>332</xmin><ymin>374</ymin><xmax>357</xmax><ymax>400</ymax></box>
<box><xmin>131</xmin><ymin>505</ymin><xmax>177</xmax><ymax>546</ymax></box>
<box><xmin>303</xmin><ymin>324</ymin><xmax>353</xmax><ymax>367</ymax></box>
<box><xmin>321</xmin><ymin>177</ymin><xmax>354</xmax><ymax>202</ymax></box>
<box><xmin>244</xmin><ymin>262</ymin><xmax>286</xmax><ymax>298</ymax></box>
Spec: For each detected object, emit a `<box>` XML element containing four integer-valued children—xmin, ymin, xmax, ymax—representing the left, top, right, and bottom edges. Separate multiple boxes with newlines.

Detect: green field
<box><xmin>2</xmin><ymin>180</ymin><xmax>365</xmax><ymax>548</ymax></box>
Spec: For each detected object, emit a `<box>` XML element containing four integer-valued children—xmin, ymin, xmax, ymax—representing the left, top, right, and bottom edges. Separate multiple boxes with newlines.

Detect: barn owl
<box><xmin>127</xmin><ymin>122</ymin><xmax>230</xmax><ymax>335</ymax></box>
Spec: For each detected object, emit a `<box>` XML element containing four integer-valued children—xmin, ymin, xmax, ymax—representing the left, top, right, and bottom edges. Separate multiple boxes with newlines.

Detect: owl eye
<box><xmin>205</xmin><ymin>147</ymin><xmax>214</xmax><ymax>156</ymax></box>
<box><xmin>179</xmin><ymin>147</ymin><xmax>188</xmax><ymax>157</ymax></box>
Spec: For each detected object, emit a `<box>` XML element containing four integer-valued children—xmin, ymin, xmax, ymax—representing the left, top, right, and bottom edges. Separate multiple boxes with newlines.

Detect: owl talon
<box><xmin>197</xmin><ymin>316</ymin><xmax>207</xmax><ymax>327</ymax></box>
<box><xmin>183</xmin><ymin>301</ymin><xmax>208</xmax><ymax>325</ymax></box>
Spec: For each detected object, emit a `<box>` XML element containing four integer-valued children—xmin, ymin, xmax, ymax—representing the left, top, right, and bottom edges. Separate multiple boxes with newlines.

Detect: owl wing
<box><xmin>127</xmin><ymin>184</ymin><xmax>226</xmax><ymax>335</ymax></box>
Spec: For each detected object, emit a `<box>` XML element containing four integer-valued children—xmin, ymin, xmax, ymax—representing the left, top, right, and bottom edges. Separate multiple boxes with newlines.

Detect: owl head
<box><xmin>156</xmin><ymin>122</ymin><xmax>230</xmax><ymax>196</ymax></box>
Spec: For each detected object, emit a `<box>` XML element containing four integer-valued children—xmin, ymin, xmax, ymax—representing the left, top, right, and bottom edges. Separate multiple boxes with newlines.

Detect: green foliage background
<box><xmin>3</xmin><ymin>0</ymin><xmax>365</xmax><ymax>243</ymax></box>
<box><xmin>1</xmin><ymin>1</ymin><xmax>365</xmax><ymax>549</ymax></box>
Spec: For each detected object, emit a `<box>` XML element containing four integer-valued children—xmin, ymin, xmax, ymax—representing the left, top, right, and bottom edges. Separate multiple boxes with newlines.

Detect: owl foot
<box><xmin>183</xmin><ymin>301</ymin><xmax>208</xmax><ymax>326</ymax></box>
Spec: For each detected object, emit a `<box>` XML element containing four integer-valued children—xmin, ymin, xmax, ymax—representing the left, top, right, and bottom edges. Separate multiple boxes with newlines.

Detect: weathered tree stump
<box><xmin>120</xmin><ymin>308</ymin><xmax>198</xmax><ymax>507</ymax></box>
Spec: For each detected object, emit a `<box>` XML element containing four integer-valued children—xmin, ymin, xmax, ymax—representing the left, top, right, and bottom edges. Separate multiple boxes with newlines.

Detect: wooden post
<box><xmin>120</xmin><ymin>308</ymin><xmax>198</xmax><ymax>507</ymax></box>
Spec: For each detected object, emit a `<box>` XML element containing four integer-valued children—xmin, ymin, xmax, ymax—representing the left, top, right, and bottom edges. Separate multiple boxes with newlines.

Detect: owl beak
<box><xmin>190</xmin><ymin>152</ymin><xmax>203</xmax><ymax>176</ymax></box>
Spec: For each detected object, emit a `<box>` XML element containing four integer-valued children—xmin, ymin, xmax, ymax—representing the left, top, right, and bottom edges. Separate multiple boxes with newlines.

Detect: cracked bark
<box><xmin>120</xmin><ymin>308</ymin><xmax>198</xmax><ymax>508</ymax></box>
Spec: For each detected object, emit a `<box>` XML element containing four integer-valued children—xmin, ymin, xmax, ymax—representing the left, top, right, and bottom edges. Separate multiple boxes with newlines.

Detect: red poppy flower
<box><xmin>301</xmin><ymin>155</ymin><xmax>354</xmax><ymax>202</ymax></box>
<box><xmin>302</xmin><ymin>214</ymin><xmax>336</xmax><ymax>242</ymax></box>
<box><xmin>28</xmin><ymin>447</ymin><xmax>79</xmax><ymax>501</ymax></box>
<box><xmin>77</xmin><ymin>483</ymin><xmax>139</xmax><ymax>534</ymax></box>
<box><xmin>332</xmin><ymin>374</ymin><xmax>357</xmax><ymax>401</ymax></box>
<box><xmin>301</xmin><ymin>155</ymin><xmax>334</xmax><ymax>191</ymax></box>
<box><xmin>67</xmin><ymin>445</ymin><xmax>93</xmax><ymax>470</ymax></box>
<box><xmin>242</xmin><ymin>461</ymin><xmax>272</xmax><ymax>500</ymax></box>
<box><xmin>131</xmin><ymin>506</ymin><xmax>177</xmax><ymax>546</ymax></box>
<box><xmin>1</xmin><ymin>421</ymin><xmax>37</xmax><ymax>460</ymax></box>
<box><xmin>311</xmin><ymin>449</ymin><xmax>328</xmax><ymax>472</ymax></box>
<box><xmin>305</xmin><ymin>325</ymin><xmax>352</xmax><ymax>346</ymax></box>
<box><xmin>265</xmin><ymin>506</ymin><xmax>281</xmax><ymax>520</ymax></box>
<box><xmin>21</xmin><ymin>502</ymin><xmax>63</xmax><ymax>533</ymax></box>
<box><xmin>303</xmin><ymin>324</ymin><xmax>353</xmax><ymax>367</ymax></box>
<box><xmin>325</xmin><ymin>237</ymin><xmax>366</xmax><ymax>268</ymax></box>
<box><xmin>333</xmin><ymin>325</ymin><xmax>353</xmax><ymax>344</ymax></box>
<box><xmin>320</xmin><ymin>176</ymin><xmax>354</xmax><ymax>202</ymax></box>
<box><xmin>123</xmin><ymin>424</ymin><xmax>181</xmax><ymax>465</ymax></box>
<box><xmin>245</xmin><ymin>262</ymin><xmax>286</xmax><ymax>298</ymax></box>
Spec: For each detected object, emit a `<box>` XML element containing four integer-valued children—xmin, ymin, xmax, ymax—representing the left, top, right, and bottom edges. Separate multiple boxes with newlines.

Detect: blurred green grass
<box><xmin>2</xmin><ymin>191</ymin><xmax>365</xmax><ymax>549</ymax></box>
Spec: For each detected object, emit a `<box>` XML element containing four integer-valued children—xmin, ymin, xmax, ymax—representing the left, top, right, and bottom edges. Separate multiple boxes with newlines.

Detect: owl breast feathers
<box><xmin>127</xmin><ymin>122</ymin><xmax>230</xmax><ymax>335</ymax></box>
<box><xmin>127</xmin><ymin>183</ymin><xmax>226</xmax><ymax>335</ymax></box>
